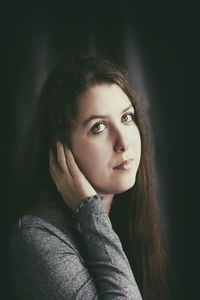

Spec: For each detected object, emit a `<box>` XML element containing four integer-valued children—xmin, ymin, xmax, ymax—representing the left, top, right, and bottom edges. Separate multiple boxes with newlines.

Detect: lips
<box><xmin>113</xmin><ymin>159</ymin><xmax>133</xmax><ymax>170</ymax></box>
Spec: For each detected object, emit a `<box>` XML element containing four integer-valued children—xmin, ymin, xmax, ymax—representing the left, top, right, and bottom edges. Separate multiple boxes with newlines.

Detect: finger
<box><xmin>64</xmin><ymin>146</ymin><xmax>82</xmax><ymax>178</ymax></box>
<box><xmin>49</xmin><ymin>162</ymin><xmax>58</xmax><ymax>184</ymax></box>
<box><xmin>49</xmin><ymin>148</ymin><xmax>56</xmax><ymax>168</ymax></box>
<box><xmin>49</xmin><ymin>148</ymin><xmax>61</xmax><ymax>172</ymax></box>
<box><xmin>56</xmin><ymin>141</ymin><xmax>72</xmax><ymax>176</ymax></box>
<box><xmin>49</xmin><ymin>149</ymin><xmax>63</xmax><ymax>178</ymax></box>
<box><xmin>49</xmin><ymin>148</ymin><xmax>72</xmax><ymax>192</ymax></box>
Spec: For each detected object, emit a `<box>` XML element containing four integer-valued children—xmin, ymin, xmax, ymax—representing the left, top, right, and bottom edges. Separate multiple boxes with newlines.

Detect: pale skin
<box><xmin>49</xmin><ymin>84</ymin><xmax>141</xmax><ymax>214</ymax></box>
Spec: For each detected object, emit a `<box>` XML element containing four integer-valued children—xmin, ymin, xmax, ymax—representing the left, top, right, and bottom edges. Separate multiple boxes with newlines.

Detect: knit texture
<box><xmin>8</xmin><ymin>194</ymin><xmax>142</xmax><ymax>299</ymax></box>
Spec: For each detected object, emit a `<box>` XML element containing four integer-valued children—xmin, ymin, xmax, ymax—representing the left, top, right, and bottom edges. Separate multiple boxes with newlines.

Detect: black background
<box><xmin>0</xmin><ymin>1</ymin><xmax>198</xmax><ymax>299</ymax></box>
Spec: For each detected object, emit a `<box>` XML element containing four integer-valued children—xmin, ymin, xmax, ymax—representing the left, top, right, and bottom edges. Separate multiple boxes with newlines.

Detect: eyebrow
<box><xmin>82</xmin><ymin>104</ymin><xmax>134</xmax><ymax>127</ymax></box>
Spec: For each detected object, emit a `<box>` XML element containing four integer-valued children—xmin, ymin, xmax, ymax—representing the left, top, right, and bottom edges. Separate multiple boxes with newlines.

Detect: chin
<box><xmin>113</xmin><ymin>179</ymin><xmax>136</xmax><ymax>194</ymax></box>
<box><xmin>115</xmin><ymin>172</ymin><xmax>136</xmax><ymax>190</ymax></box>
<box><xmin>95</xmin><ymin>176</ymin><xmax>136</xmax><ymax>195</ymax></box>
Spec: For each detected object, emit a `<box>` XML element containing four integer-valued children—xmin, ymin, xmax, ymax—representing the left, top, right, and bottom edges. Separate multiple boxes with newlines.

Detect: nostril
<box><xmin>114</xmin><ymin>143</ymin><xmax>127</xmax><ymax>153</ymax></box>
<box><xmin>113</xmin><ymin>128</ymin><xmax>128</xmax><ymax>152</ymax></box>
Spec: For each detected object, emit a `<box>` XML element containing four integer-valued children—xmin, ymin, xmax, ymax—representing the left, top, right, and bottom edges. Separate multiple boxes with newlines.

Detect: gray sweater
<box><xmin>8</xmin><ymin>194</ymin><xmax>142</xmax><ymax>299</ymax></box>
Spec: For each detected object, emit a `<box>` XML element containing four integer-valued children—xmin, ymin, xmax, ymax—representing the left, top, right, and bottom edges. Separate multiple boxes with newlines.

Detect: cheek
<box><xmin>135</xmin><ymin>129</ymin><xmax>141</xmax><ymax>153</ymax></box>
<box><xmin>136</xmin><ymin>132</ymin><xmax>142</xmax><ymax>164</ymax></box>
<box><xmin>130</xmin><ymin>126</ymin><xmax>141</xmax><ymax>159</ymax></box>
<box><xmin>71</xmin><ymin>137</ymin><xmax>108</xmax><ymax>178</ymax></box>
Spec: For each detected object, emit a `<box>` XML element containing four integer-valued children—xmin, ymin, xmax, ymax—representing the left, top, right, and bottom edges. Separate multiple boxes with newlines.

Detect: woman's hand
<box><xmin>49</xmin><ymin>141</ymin><xmax>97</xmax><ymax>211</ymax></box>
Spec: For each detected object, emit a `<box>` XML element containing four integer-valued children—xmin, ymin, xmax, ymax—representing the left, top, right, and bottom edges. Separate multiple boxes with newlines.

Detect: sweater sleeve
<box><xmin>8</xmin><ymin>194</ymin><xmax>142</xmax><ymax>299</ymax></box>
<box><xmin>73</xmin><ymin>194</ymin><xmax>142</xmax><ymax>299</ymax></box>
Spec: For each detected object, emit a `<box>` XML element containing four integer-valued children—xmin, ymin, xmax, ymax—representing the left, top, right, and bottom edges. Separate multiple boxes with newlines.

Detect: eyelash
<box><xmin>91</xmin><ymin>113</ymin><xmax>135</xmax><ymax>135</ymax></box>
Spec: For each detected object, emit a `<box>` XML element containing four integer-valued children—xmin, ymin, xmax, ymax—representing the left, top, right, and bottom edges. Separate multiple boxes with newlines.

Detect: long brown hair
<box><xmin>13</xmin><ymin>56</ymin><xmax>176</xmax><ymax>299</ymax></box>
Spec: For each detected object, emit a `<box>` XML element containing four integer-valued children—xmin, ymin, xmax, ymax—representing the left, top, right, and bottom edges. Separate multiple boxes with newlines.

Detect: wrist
<box><xmin>73</xmin><ymin>194</ymin><xmax>103</xmax><ymax>216</ymax></box>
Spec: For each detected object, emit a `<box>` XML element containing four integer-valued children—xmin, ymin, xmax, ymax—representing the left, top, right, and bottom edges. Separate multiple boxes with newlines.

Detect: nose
<box><xmin>113</xmin><ymin>127</ymin><xmax>129</xmax><ymax>153</ymax></box>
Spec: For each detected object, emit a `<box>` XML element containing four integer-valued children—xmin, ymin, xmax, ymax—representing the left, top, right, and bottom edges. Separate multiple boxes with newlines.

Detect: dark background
<box><xmin>0</xmin><ymin>1</ymin><xmax>198</xmax><ymax>299</ymax></box>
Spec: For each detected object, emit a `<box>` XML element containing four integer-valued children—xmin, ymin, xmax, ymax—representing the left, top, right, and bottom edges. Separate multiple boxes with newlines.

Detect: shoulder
<box><xmin>8</xmin><ymin>202</ymin><xmax>82</xmax><ymax>258</ymax></box>
<box><xmin>8</xmin><ymin>204</ymin><xmax>94</xmax><ymax>299</ymax></box>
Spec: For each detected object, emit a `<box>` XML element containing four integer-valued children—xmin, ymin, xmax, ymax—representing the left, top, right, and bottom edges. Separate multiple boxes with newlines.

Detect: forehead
<box><xmin>76</xmin><ymin>84</ymin><xmax>132</xmax><ymax>118</ymax></box>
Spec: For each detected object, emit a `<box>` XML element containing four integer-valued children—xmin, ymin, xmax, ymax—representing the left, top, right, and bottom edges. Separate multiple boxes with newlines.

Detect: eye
<box><xmin>121</xmin><ymin>113</ymin><xmax>134</xmax><ymax>123</ymax></box>
<box><xmin>91</xmin><ymin>122</ymin><xmax>107</xmax><ymax>134</ymax></box>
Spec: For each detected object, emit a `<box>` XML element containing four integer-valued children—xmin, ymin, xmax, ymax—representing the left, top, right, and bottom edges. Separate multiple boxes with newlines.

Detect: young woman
<box><xmin>8</xmin><ymin>56</ymin><xmax>174</xmax><ymax>299</ymax></box>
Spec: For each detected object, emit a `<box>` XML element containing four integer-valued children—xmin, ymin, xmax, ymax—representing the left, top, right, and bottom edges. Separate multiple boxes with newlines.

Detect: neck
<box><xmin>100</xmin><ymin>193</ymin><xmax>114</xmax><ymax>215</ymax></box>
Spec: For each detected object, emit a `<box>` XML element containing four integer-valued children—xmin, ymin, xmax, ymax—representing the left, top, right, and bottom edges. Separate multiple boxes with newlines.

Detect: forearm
<box><xmin>73</xmin><ymin>194</ymin><xmax>142</xmax><ymax>299</ymax></box>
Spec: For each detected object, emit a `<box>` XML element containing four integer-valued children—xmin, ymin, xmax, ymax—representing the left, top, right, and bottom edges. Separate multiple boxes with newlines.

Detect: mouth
<box><xmin>113</xmin><ymin>159</ymin><xmax>133</xmax><ymax>170</ymax></box>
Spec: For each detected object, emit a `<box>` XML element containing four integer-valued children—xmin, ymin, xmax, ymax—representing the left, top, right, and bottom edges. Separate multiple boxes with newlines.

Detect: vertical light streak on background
<box><xmin>33</xmin><ymin>26</ymin><xmax>51</xmax><ymax>100</ymax></box>
<box><xmin>15</xmin><ymin>20</ymin><xmax>51</xmax><ymax>179</ymax></box>
<box><xmin>88</xmin><ymin>15</ymin><xmax>98</xmax><ymax>57</ymax></box>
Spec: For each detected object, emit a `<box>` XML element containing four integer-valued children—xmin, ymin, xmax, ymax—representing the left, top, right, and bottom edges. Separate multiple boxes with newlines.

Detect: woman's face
<box><xmin>69</xmin><ymin>84</ymin><xmax>141</xmax><ymax>196</ymax></box>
